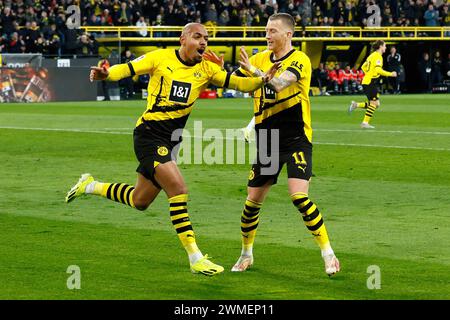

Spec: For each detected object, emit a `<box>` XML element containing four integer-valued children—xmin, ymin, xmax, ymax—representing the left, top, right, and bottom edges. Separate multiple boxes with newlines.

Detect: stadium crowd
<box><xmin>1</xmin><ymin>0</ymin><xmax>450</xmax><ymax>56</ymax></box>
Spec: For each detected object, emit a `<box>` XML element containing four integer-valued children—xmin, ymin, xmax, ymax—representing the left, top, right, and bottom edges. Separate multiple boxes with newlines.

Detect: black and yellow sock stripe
<box><xmin>241</xmin><ymin>199</ymin><xmax>262</xmax><ymax>247</ymax></box>
<box><xmin>104</xmin><ymin>183</ymin><xmax>135</xmax><ymax>208</ymax></box>
<box><xmin>364</xmin><ymin>103</ymin><xmax>377</xmax><ymax>118</ymax></box>
<box><xmin>169</xmin><ymin>194</ymin><xmax>195</xmax><ymax>246</ymax></box>
<box><xmin>292</xmin><ymin>192</ymin><xmax>322</xmax><ymax>231</ymax></box>
<box><xmin>291</xmin><ymin>192</ymin><xmax>330</xmax><ymax>249</ymax></box>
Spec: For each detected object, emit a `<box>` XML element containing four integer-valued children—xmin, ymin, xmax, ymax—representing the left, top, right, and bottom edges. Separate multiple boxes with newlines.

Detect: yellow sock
<box><xmin>357</xmin><ymin>102</ymin><xmax>368</xmax><ymax>108</ymax></box>
<box><xmin>291</xmin><ymin>192</ymin><xmax>332</xmax><ymax>251</ymax></box>
<box><xmin>93</xmin><ymin>182</ymin><xmax>135</xmax><ymax>208</ymax></box>
<box><xmin>363</xmin><ymin>103</ymin><xmax>377</xmax><ymax>123</ymax></box>
<box><xmin>240</xmin><ymin>199</ymin><xmax>262</xmax><ymax>256</ymax></box>
<box><xmin>169</xmin><ymin>194</ymin><xmax>200</xmax><ymax>256</ymax></box>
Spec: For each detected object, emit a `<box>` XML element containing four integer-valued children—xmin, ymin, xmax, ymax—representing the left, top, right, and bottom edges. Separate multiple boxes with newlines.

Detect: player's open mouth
<box><xmin>197</xmin><ymin>48</ymin><xmax>205</xmax><ymax>55</ymax></box>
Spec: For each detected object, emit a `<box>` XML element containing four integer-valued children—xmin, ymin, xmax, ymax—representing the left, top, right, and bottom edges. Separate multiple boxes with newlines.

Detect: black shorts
<box><xmin>247</xmin><ymin>146</ymin><xmax>312</xmax><ymax>187</ymax></box>
<box><xmin>363</xmin><ymin>83</ymin><xmax>379</xmax><ymax>101</ymax></box>
<box><xmin>133</xmin><ymin>125</ymin><xmax>177</xmax><ymax>189</ymax></box>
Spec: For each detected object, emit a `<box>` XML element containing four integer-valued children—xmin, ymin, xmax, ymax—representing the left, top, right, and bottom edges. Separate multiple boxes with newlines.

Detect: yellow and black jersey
<box><xmin>106</xmin><ymin>48</ymin><xmax>265</xmax><ymax>144</ymax></box>
<box><xmin>236</xmin><ymin>49</ymin><xmax>312</xmax><ymax>147</ymax></box>
<box><xmin>361</xmin><ymin>51</ymin><xmax>393</xmax><ymax>85</ymax></box>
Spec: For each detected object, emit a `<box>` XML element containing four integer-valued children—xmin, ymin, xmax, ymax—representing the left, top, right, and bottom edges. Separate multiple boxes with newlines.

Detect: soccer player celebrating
<box><xmin>227</xmin><ymin>14</ymin><xmax>340</xmax><ymax>276</ymax></box>
<box><xmin>348</xmin><ymin>40</ymin><xmax>397</xmax><ymax>129</ymax></box>
<box><xmin>65</xmin><ymin>23</ymin><xmax>279</xmax><ymax>276</ymax></box>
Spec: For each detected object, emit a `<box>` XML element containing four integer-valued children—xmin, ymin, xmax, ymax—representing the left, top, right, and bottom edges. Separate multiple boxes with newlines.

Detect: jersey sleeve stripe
<box><xmin>286</xmin><ymin>67</ymin><xmax>301</xmax><ymax>81</ymax></box>
<box><xmin>223</xmin><ymin>72</ymin><xmax>232</xmax><ymax>88</ymax></box>
<box><xmin>127</xmin><ymin>62</ymin><xmax>136</xmax><ymax>76</ymax></box>
<box><xmin>234</xmin><ymin>69</ymin><xmax>247</xmax><ymax>77</ymax></box>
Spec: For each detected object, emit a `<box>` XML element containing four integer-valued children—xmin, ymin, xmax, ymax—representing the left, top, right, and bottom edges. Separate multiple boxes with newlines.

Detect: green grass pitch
<box><xmin>0</xmin><ymin>94</ymin><xmax>449</xmax><ymax>300</ymax></box>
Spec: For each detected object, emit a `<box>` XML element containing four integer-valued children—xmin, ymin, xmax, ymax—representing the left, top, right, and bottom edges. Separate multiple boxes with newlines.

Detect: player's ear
<box><xmin>287</xmin><ymin>31</ymin><xmax>293</xmax><ymax>38</ymax></box>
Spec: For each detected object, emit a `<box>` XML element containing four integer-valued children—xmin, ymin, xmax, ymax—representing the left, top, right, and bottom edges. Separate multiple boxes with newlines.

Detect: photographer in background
<box><xmin>431</xmin><ymin>50</ymin><xmax>443</xmax><ymax>86</ymax></box>
<box><xmin>418</xmin><ymin>52</ymin><xmax>432</xmax><ymax>93</ymax></box>
<box><xmin>386</xmin><ymin>46</ymin><xmax>402</xmax><ymax>94</ymax></box>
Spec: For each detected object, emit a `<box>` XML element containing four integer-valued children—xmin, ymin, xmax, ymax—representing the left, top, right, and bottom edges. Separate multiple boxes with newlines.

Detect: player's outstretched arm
<box><xmin>226</xmin><ymin>61</ymin><xmax>281</xmax><ymax>92</ymax></box>
<box><xmin>90</xmin><ymin>64</ymin><xmax>132</xmax><ymax>82</ymax></box>
<box><xmin>375</xmin><ymin>66</ymin><xmax>397</xmax><ymax>77</ymax></box>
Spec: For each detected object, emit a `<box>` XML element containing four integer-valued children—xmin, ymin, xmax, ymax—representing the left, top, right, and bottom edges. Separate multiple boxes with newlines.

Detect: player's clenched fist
<box><xmin>90</xmin><ymin>66</ymin><xmax>109</xmax><ymax>82</ymax></box>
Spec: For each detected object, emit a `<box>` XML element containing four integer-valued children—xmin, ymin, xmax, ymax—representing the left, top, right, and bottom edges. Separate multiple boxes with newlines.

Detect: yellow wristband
<box><xmin>249</xmin><ymin>65</ymin><xmax>257</xmax><ymax>75</ymax></box>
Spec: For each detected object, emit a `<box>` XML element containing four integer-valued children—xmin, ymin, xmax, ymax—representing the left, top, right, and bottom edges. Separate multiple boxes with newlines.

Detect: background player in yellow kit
<box><xmin>349</xmin><ymin>40</ymin><xmax>398</xmax><ymax>129</ymax></box>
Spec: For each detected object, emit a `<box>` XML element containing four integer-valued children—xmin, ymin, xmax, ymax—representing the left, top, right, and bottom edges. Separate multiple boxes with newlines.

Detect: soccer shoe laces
<box><xmin>190</xmin><ymin>254</ymin><xmax>224</xmax><ymax>276</ymax></box>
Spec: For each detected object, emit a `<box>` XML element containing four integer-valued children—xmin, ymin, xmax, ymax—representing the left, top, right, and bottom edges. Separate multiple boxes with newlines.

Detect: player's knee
<box><xmin>134</xmin><ymin>203</ymin><xmax>149</xmax><ymax>211</ymax></box>
<box><xmin>132</xmin><ymin>196</ymin><xmax>152</xmax><ymax>211</ymax></box>
<box><xmin>172</xmin><ymin>184</ymin><xmax>188</xmax><ymax>196</ymax></box>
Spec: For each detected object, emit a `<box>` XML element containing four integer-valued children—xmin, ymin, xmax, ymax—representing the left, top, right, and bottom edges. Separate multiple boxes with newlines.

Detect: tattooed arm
<box><xmin>265</xmin><ymin>70</ymin><xmax>298</xmax><ymax>92</ymax></box>
<box><xmin>239</xmin><ymin>46</ymin><xmax>298</xmax><ymax>92</ymax></box>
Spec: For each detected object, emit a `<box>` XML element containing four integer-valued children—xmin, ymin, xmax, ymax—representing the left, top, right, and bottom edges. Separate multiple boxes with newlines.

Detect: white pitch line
<box><xmin>1</xmin><ymin>126</ymin><xmax>449</xmax><ymax>152</ymax></box>
<box><xmin>313</xmin><ymin>141</ymin><xmax>450</xmax><ymax>152</ymax></box>
<box><xmin>0</xmin><ymin>126</ymin><xmax>128</xmax><ymax>135</ymax></box>
<box><xmin>315</xmin><ymin>128</ymin><xmax>450</xmax><ymax>135</ymax></box>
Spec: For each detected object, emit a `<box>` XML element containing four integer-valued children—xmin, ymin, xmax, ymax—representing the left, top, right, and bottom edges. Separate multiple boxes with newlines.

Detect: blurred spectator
<box><xmin>353</xmin><ymin>66</ymin><xmax>365</xmax><ymax>92</ymax></box>
<box><xmin>441</xmin><ymin>4</ymin><xmax>450</xmax><ymax>36</ymax></box>
<box><xmin>136</xmin><ymin>16</ymin><xmax>148</xmax><ymax>37</ymax></box>
<box><xmin>218</xmin><ymin>9</ymin><xmax>230</xmax><ymax>26</ymax></box>
<box><xmin>8</xmin><ymin>32</ymin><xmax>23</xmax><ymax>53</ymax></box>
<box><xmin>445</xmin><ymin>53</ymin><xmax>450</xmax><ymax>80</ymax></box>
<box><xmin>342</xmin><ymin>64</ymin><xmax>355</xmax><ymax>94</ymax></box>
<box><xmin>116</xmin><ymin>2</ymin><xmax>132</xmax><ymax>26</ymax></box>
<box><xmin>312</xmin><ymin>5</ymin><xmax>324</xmax><ymax>25</ymax></box>
<box><xmin>386</xmin><ymin>46</ymin><xmax>402</xmax><ymax>93</ymax></box>
<box><xmin>205</xmin><ymin>3</ymin><xmax>218</xmax><ymax>25</ymax></box>
<box><xmin>1</xmin><ymin>7</ymin><xmax>15</xmax><ymax>36</ymax></box>
<box><xmin>120</xmin><ymin>49</ymin><xmax>136</xmax><ymax>99</ymax></box>
<box><xmin>431</xmin><ymin>50</ymin><xmax>443</xmax><ymax>85</ymax></box>
<box><xmin>102</xmin><ymin>9</ymin><xmax>114</xmax><ymax>26</ymax></box>
<box><xmin>418</xmin><ymin>52</ymin><xmax>432</xmax><ymax>93</ymax></box>
<box><xmin>312</xmin><ymin>62</ymin><xmax>330</xmax><ymax>95</ymax></box>
<box><xmin>88</xmin><ymin>14</ymin><xmax>101</xmax><ymax>27</ymax></box>
<box><xmin>328</xmin><ymin>63</ymin><xmax>345</xmax><ymax>94</ymax></box>
<box><xmin>424</xmin><ymin>4</ymin><xmax>439</xmax><ymax>26</ymax></box>
<box><xmin>35</xmin><ymin>36</ymin><xmax>45</xmax><ymax>53</ymax></box>
<box><xmin>64</xmin><ymin>27</ymin><xmax>79</xmax><ymax>55</ymax></box>
<box><xmin>344</xmin><ymin>2</ymin><xmax>357</xmax><ymax>26</ymax></box>
<box><xmin>76</xmin><ymin>34</ymin><xmax>95</xmax><ymax>56</ymax></box>
<box><xmin>46</xmin><ymin>34</ymin><xmax>62</xmax><ymax>56</ymax></box>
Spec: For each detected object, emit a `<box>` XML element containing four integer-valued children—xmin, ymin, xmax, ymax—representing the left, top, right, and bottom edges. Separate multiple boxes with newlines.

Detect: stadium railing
<box><xmin>80</xmin><ymin>26</ymin><xmax>450</xmax><ymax>42</ymax></box>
